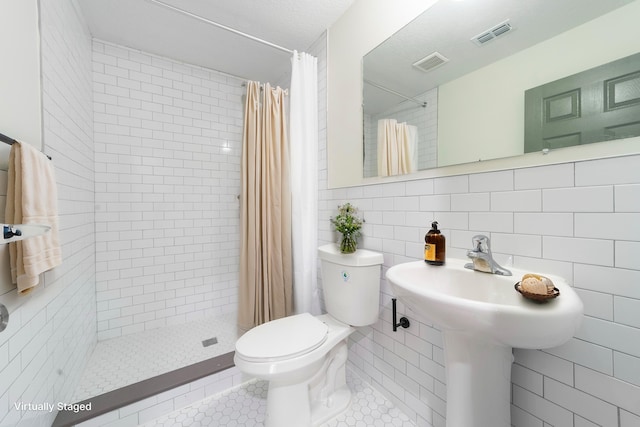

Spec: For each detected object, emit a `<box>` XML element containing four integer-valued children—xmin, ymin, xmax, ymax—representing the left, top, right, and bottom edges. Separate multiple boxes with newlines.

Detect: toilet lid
<box><xmin>235</xmin><ymin>313</ymin><xmax>329</xmax><ymax>362</ymax></box>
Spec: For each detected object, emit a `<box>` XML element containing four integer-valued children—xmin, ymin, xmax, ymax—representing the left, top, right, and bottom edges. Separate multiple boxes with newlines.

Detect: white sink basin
<box><xmin>386</xmin><ymin>259</ymin><xmax>583</xmax><ymax>427</ymax></box>
<box><xmin>386</xmin><ymin>258</ymin><xmax>583</xmax><ymax>349</ymax></box>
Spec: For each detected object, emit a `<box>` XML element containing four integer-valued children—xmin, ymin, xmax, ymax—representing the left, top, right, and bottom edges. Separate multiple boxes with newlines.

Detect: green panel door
<box><xmin>524</xmin><ymin>52</ymin><xmax>640</xmax><ymax>153</ymax></box>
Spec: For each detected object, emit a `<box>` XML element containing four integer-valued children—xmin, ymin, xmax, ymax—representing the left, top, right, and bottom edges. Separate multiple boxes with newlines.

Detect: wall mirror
<box><xmin>362</xmin><ymin>0</ymin><xmax>640</xmax><ymax>179</ymax></box>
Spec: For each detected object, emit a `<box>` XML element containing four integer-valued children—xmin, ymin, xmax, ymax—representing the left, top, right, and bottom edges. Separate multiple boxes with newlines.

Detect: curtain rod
<box><xmin>240</xmin><ymin>82</ymin><xmax>289</xmax><ymax>96</ymax></box>
<box><xmin>364</xmin><ymin>79</ymin><xmax>427</xmax><ymax>108</ymax></box>
<box><xmin>0</xmin><ymin>132</ymin><xmax>52</xmax><ymax>160</ymax></box>
<box><xmin>144</xmin><ymin>0</ymin><xmax>294</xmax><ymax>55</ymax></box>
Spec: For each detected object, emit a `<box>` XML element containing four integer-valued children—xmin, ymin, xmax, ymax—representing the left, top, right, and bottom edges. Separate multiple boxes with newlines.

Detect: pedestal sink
<box><xmin>386</xmin><ymin>259</ymin><xmax>583</xmax><ymax>427</ymax></box>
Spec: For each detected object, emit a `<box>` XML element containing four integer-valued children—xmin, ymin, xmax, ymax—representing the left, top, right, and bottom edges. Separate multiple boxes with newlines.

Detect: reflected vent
<box><xmin>472</xmin><ymin>20</ymin><xmax>513</xmax><ymax>46</ymax></box>
<box><xmin>412</xmin><ymin>52</ymin><xmax>449</xmax><ymax>73</ymax></box>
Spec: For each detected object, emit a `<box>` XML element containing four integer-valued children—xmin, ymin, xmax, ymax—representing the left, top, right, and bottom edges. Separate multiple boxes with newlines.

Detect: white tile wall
<box><xmin>320</xmin><ymin>151</ymin><xmax>640</xmax><ymax>426</ymax></box>
<box><xmin>92</xmin><ymin>40</ymin><xmax>242</xmax><ymax>340</ymax></box>
<box><xmin>0</xmin><ymin>1</ymin><xmax>96</xmax><ymax>426</ymax></box>
<box><xmin>316</xmin><ymin>31</ymin><xmax>640</xmax><ymax>427</ymax></box>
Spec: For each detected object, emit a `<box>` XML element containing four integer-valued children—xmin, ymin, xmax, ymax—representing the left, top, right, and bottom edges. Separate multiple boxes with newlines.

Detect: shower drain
<box><xmin>202</xmin><ymin>337</ymin><xmax>218</xmax><ymax>347</ymax></box>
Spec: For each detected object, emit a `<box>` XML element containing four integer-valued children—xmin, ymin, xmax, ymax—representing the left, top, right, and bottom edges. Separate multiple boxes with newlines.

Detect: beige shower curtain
<box><xmin>238</xmin><ymin>81</ymin><xmax>293</xmax><ymax>333</ymax></box>
<box><xmin>377</xmin><ymin>119</ymin><xmax>417</xmax><ymax>176</ymax></box>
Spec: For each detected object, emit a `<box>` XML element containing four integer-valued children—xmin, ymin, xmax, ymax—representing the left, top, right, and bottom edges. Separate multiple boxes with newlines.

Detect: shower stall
<box><xmin>0</xmin><ymin>1</ymin><xmax>322</xmax><ymax>425</ymax></box>
<box><xmin>76</xmin><ymin>35</ymin><xmax>246</xmax><ymax>406</ymax></box>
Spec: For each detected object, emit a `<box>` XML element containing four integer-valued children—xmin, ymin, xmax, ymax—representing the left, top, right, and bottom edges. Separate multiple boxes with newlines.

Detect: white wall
<box><xmin>0</xmin><ymin>0</ymin><xmax>43</xmax><ymax>296</ymax></box>
<box><xmin>0</xmin><ymin>1</ymin><xmax>96</xmax><ymax>426</ymax></box>
<box><xmin>92</xmin><ymin>41</ymin><xmax>241</xmax><ymax>340</ymax></box>
<box><xmin>438</xmin><ymin>0</ymin><xmax>640</xmax><ymax>167</ymax></box>
<box><xmin>0</xmin><ymin>0</ymin><xmax>42</xmax><ymax>157</ymax></box>
<box><xmin>327</xmin><ymin>0</ymin><xmax>439</xmax><ymax>188</ymax></box>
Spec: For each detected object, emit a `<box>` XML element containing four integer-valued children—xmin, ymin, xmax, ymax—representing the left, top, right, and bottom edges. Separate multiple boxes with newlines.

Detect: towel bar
<box><xmin>0</xmin><ymin>131</ymin><xmax>52</xmax><ymax>160</ymax></box>
<box><xmin>1</xmin><ymin>224</ymin><xmax>51</xmax><ymax>244</ymax></box>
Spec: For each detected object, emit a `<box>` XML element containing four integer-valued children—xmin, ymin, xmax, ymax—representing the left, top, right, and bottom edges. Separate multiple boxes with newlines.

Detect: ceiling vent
<box><xmin>412</xmin><ymin>52</ymin><xmax>449</xmax><ymax>73</ymax></box>
<box><xmin>472</xmin><ymin>20</ymin><xmax>513</xmax><ymax>46</ymax></box>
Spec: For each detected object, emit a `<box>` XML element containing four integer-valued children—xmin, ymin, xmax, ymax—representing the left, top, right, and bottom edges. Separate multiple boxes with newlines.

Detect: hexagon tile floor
<box><xmin>142</xmin><ymin>369</ymin><xmax>416</xmax><ymax>427</ymax></box>
<box><xmin>73</xmin><ymin>312</ymin><xmax>237</xmax><ymax>401</ymax></box>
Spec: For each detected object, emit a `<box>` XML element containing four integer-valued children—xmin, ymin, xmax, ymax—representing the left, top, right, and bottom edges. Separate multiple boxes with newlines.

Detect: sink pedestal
<box><xmin>443</xmin><ymin>331</ymin><xmax>513</xmax><ymax>427</ymax></box>
<box><xmin>385</xmin><ymin>260</ymin><xmax>584</xmax><ymax>427</ymax></box>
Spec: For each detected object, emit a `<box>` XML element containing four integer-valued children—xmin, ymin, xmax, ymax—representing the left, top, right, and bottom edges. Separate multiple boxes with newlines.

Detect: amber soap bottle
<box><xmin>424</xmin><ymin>221</ymin><xmax>445</xmax><ymax>265</ymax></box>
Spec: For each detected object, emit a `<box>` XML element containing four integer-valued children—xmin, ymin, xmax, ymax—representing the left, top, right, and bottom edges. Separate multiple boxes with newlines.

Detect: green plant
<box><xmin>330</xmin><ymin>203</ymin><xmax>364</xmax><ymax>253</ymax></box>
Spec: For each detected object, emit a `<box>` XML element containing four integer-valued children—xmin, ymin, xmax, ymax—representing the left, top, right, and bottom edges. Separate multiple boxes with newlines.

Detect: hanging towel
<box><xmin>5</xmin><ymin>141</ymin><xmax>62</xmax><ymax>294</ymax></box>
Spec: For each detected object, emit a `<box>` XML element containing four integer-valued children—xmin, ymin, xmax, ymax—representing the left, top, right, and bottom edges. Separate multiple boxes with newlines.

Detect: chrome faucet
<box><xmin>464</xmin><ymin>235</ymin><xmax>512</xmax><ymax>276</ymax></box>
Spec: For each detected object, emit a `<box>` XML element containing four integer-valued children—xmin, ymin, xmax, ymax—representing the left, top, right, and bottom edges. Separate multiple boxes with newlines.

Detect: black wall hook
<box><xmin>392</xmin><ymin>298</ymin><xmax>410</xmax><ymax>331</ymax></box>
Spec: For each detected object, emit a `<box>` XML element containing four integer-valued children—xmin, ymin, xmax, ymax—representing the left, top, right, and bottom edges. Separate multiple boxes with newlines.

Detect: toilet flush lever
<box><xmin>392</xmin><ymin>298</ymin><xmax>410</xmax><ymax>332</ymax></box>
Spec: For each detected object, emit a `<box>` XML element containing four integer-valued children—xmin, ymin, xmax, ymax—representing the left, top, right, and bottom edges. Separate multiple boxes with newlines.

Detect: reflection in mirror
<box><xmin>363</xmin><ymin>86</ymin><xmax>437</xmax><ymax>177</ymax></box>
<box><xmin>362</xmin><ymin>0</ymin><xmax>638</xmax><ymax>178</ymax></box>
<box><xmin>524</xmin><ymin>52</ymin><xmax>640</xmax><ymax>152</ymax></box>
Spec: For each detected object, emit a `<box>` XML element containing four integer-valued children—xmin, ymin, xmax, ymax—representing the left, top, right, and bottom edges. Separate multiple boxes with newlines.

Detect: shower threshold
<box><xmin>52</xmin><ymin>351</ymin><xmax>235</xmax><ymax>427</ymax></box>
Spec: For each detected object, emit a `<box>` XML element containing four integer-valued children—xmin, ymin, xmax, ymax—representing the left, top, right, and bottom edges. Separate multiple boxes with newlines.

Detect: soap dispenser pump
<box><xmin>424</xmin><ymin>221</ymin><xmax>445</xmax><ymax>265</ymax></box>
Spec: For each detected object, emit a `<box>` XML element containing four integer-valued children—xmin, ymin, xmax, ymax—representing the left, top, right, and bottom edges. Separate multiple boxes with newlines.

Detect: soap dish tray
<box><xmin>514</xmin><ymin>282</ymin><xmax>560</xmax><ymax>303</ymax></box>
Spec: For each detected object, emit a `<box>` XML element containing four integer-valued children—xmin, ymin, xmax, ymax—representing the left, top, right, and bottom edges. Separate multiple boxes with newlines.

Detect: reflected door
<box><xmin>524</xmin><ymin>52</ymin><xmax>640</xmax><ymax>153</ymax></box>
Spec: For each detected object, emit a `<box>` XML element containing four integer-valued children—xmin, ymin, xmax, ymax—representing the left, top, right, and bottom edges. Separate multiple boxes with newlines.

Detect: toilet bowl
<box><xmin>234</xmin><ymin>244</ymin><xmax>383</xmax><ymax>427</ymax></box>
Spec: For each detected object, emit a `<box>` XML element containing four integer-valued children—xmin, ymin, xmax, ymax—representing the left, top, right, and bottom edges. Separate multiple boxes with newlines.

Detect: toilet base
<box><xmin>264</xmin><ymin>382</ymin><xmax>351</xmax><ymax>427</ymax></box>
<box><xmin>263</xmin><ymin>339</ymin><xmax>352</xmax><ymax>427</ymax></box>
<box><xmin>311</xmin><ymin>384</ymin><xmax>351</xmax><ymax>426</ymax></box>
<box><xmin>265</xmin><ymin>380</ymin><xmax>312</xmax><ymax>427</ymax></box>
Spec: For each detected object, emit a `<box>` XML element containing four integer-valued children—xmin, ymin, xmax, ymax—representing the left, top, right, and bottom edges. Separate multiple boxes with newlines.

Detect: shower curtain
<box><xmin>289</xmin><ymin>51</ymin><xmax>320</xmax><ymax>315</ymax></box>
<box><xmin>377</xmin><ymin>119</ymin><xmax>418</xmax><ymax>176</ymax></box>
<box><xmin>238</xmin><ymin>81</ymin><xmax>293</xmax><ymax>332</ymax></box>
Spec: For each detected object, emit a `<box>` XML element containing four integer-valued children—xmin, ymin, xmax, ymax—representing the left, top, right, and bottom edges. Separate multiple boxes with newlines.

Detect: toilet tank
<box><xmin>318</xmin><ymin>244</ymin><xmax>383</xmax><ymax>326</ymax></box>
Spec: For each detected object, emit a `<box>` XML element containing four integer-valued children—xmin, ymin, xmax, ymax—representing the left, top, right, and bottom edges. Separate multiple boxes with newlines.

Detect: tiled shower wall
<box><xmin>317</xmin><ymin>34</ymin><xmax>640</xmax><ymax>427</ymax></box>
<box><xmin>0</xmin><ymin>1</ymin><xmax>96</xmax><ymax>426</ymax></box>
<box><xmin>92</xmin><ymin>40</ymin><xmax>242</xmax><ymax>340</ymax></box>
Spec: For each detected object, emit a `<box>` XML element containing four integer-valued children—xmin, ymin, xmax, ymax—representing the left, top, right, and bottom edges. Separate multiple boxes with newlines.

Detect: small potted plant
<box><xmin>330</xmin><ymin>203</ymin><xmax>364</xmax><ymax>254</ymax></box>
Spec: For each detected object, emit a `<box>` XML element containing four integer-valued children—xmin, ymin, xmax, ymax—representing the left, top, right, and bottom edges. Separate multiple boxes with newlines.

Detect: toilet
<box><xmin>234</xmin><ymin>243</ymin><xmax>383</xmax><ymax>427</ymax></box>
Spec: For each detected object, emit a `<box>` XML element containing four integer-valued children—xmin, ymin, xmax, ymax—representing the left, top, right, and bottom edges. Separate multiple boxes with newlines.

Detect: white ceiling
<box><xmin>77</xmin><ymin>0</ymin><xmax>637</xmax><ymax>108</ymax></box>
<box><xmin>77</xmin><ymin>0</ymin><xmax>355</xmax><ymax>83</ymax></box>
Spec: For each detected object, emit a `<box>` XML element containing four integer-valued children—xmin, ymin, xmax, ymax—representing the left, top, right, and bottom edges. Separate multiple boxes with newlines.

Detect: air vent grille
<box><xmin>472</xmin><ymin>20</ymin><xmax>513</xmax><ymax>46</ymax></box>
<box><xmin>412</xmin><ymin>52</ymin><xmax>449</xmax><ymax>73</ymax></box>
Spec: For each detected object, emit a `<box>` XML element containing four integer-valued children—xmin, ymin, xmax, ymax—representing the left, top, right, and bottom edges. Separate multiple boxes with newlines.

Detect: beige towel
<box><xmin>5</xmin><ymin>142</ymin><xmax>62</xmax><ymax>294</ymax></box>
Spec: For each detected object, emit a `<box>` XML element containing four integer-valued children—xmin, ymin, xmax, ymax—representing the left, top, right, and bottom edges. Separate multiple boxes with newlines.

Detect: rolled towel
<box><xmin>521</xmin><ymin>277</ymin><xmax>548</xmax><ymax>295</ymax></box>
<box><xmin>541</xmin><ymin>276</ymin><xmax>554</xmax><ymax>292</ymax></box>
<box><xmin>521</xmin><ymin>273</ymin><xmax>555</xmax><ymax>295</ymax></box>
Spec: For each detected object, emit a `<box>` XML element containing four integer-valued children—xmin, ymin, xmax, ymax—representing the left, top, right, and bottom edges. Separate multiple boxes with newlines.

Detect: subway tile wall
<box><xmin>320</xmin><ymin>156</ymin><xmax>640</xmax><ymax>425</ymax></box>
<box><xmin>92</xmin><ymin>40</ymin><xmax>242</xmax><ymax>340</ymax></box>
<box><xmin>316</xmin><ymin>32</ymin><xmax>640</xmax><ymax>427</ymax></box>
<box><xmin>0</xmin><ymin>1</ymin><xmax>96</xmax><ymax>426</ymax></box>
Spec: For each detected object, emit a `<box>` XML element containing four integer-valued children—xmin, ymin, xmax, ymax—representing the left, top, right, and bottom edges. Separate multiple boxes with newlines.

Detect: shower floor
<box><xmin>72</xmin><ymin>312</ymin><xmax>238</xmax><ymax>402</ymax></box>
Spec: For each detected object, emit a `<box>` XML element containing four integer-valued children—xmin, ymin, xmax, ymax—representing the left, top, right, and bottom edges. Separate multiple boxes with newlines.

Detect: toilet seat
<box><xmin>235</xmin><ymin>313</ymin><xmax>329</xmax><ymax>363</ymax></box>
